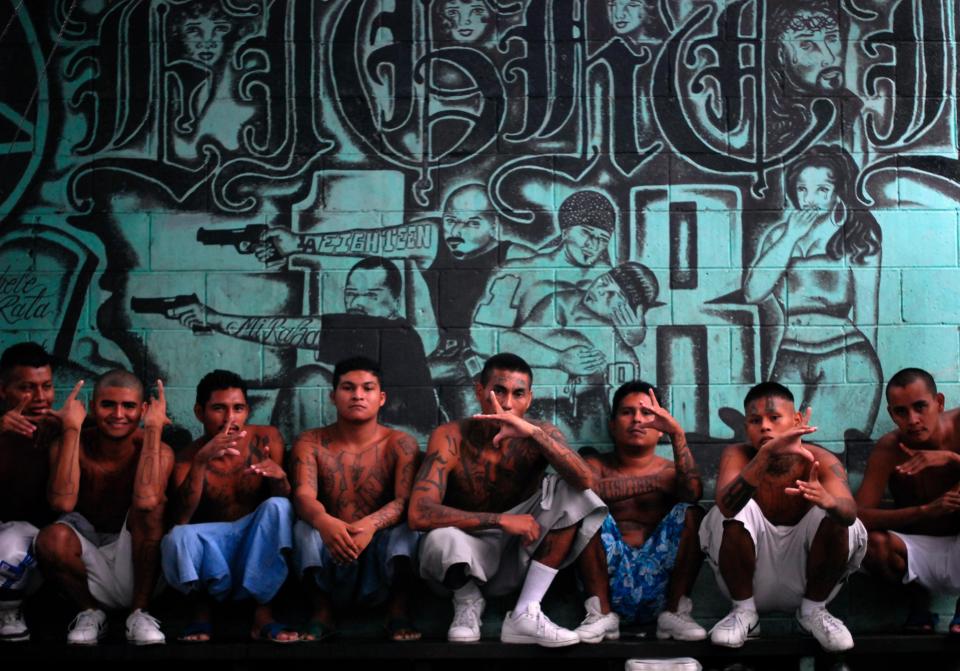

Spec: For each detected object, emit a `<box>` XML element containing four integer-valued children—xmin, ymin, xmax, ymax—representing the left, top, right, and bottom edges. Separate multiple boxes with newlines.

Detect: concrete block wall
<box><xmin>1</xmin><ymin>0</ymin><xmax>959</xmax><ymax>628</ymax></box>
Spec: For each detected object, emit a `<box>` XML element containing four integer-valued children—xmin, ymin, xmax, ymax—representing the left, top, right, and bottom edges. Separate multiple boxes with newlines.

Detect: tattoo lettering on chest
<box><xmin>318</xmin><ymin>442</ymin><xmax>393</xmax><ymax>515</ymax></box>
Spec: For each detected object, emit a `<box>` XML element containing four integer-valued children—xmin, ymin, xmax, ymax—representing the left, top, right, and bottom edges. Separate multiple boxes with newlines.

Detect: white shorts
<box><xmin>57</xmin><ymin>512</ymin><xmax>134</xmax><ymax>609</ymax></box>
<box><xmin>890</xmin><ymin>531</ymin><xmax>960</xmax><ymax>593</ymax></box>
<box><xmin>0</xmin><ymin>521</ymin><xmax>42</xmax><ymax>594</ymax></box>
<box><xmin>700</xmin><ymin>500</ymin><xmax>867</xmax><ymax>613</ymax></box>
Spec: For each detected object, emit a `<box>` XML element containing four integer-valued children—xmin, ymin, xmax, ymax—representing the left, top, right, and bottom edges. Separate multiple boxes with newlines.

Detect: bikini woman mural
<box><xmin>743</xmin><ymin>144</ymin><xmax>883</xmax><ymax>446</ymax></box>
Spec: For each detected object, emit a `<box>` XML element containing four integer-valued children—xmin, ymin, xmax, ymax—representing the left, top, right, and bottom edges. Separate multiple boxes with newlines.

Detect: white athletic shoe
<box><xmin>67</xmin><ymin>608</ymin><xmax>108</xmax><ymax>646</ymax></box>
<box><xmin>575</xmin><ymin>596</ymin><xmax>620</xmax><ymax>643</ymax></box>
<box><xmin>448</xmin><ymin>594</ymin><xmax>485</xmax><ymax>643</ymax></box>
<box><xmin>709</xmin><ymin>607</ymin><xmax>759</xmax><ymax>648</ymax></box>
<box><xmin>0</xmin><ymin>600</ymin><xmax>29</xmax><ymax>642</ymax></box>
<box><xmin>126</xmin><ymin>609</ymin><xmax>165</xmax><ymax>645</ymax></box>
<box><xmin>656</xmin><ymin>596</ymin><xmax>707</xmax><ymax>641</ymax></box>
<box><xmin>625</xmin><ymin>658</ymin><xmax>703</xmax><ymax>671</ymax></box>
<box><xmin>500</xmin><ymin>602</ymin><xmax>580</xmax><ymax>648</ymax></box>
<box><xmin>796</xmin><ymin>606</ymin><xmax>853</xmax><ymax>652</ymax></box>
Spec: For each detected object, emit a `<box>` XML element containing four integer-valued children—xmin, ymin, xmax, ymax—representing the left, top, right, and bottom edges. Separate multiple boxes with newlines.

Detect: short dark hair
<box><xmin>347</xmin><ymin>256</ymin><xmax>402</xmax><ymax>300</ymax></box>
<box><xmin>333</xmin><ymin>356</ymin><xmax>383</xmax><ymax>388</ymax></box>
<box><xmin>0</xmin><ymin>342</ymin><xmax>52</xmax><ymax>383</ymax></box>
<box><xmin>94</xmin><ymin>369</ymin><xmax>144</xmax><ymax>402</ymax></box>
<box><xmin>196</xmin><ymin>369</ymin><xmax>248</xmax><ymax>407</ymax></box>
<box><xmin>610</xmin><ymin>380</ymin><xmax>660</xmax><ymax>421</ymax></box>
<box><xmin>607</xmin><ymin>262</ymin><xmax>662</xmax><ymax>313</ymax></box>
<box><xmin>558</xmin><ymin>190</ymin><xmax>616</xmax><ymax>234</ymax></box>
<box><xmin>743</xmin><ymin>381</ymin><xmax>794</xmax><ymax>411</ymax></box>
<box><xmin>886</xmin><ymin>368</ymin><xmax>937</xmax><ymax>400</ymax></box>
<box><xmin>479</xmin><ymin>353</ymin><xmax>533</xmax><ymax>386</ymax></box>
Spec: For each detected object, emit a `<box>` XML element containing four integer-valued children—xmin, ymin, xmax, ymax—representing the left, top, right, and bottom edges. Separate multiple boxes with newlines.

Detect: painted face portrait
<box><xmin>563</xmin><ymin>224</ymin><xmax>611</xmax><ymax>266</ymax></box>
<box><xmin>180</xmin><ymin>12</ymin><xmax>232</xmax><ymax>65</ymax></box>
<box><xmin>777</xmin><ymin>10</ymin><xmax>844</xmax><ymax>93</ymax></box>
<box><xmin>442</xmin><ymin>185</ymin><xmax>498</xmax><ymax>259</ymax></box>
<box><xmin>437</xmin><ymin>0</ymin><xmax>492</xmax><ymax>44</ymax></box>
<box><xmin>344</xmin><ymin>267</ymin><xmax>399</xmax><ymax>319</ymax></box>
<box><xmin>607</xmin><ymin>0</ymin><xmax>647</xmax><ymax>36</ymax></box>
<box><xmin>794</xmin><ymin>165</ymin><xmax>838</xmax><ymax>213</ymax></box>
<box><xmin>582</xmin><ymin>273</ymin><xmax>630</xmax><ymax>316</ymax></box>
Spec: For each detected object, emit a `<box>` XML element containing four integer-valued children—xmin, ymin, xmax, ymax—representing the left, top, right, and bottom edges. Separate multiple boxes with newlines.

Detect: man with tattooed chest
<box><xmin>35</xmin><ymin>369</ymin><xmax>173</xmax><ymax>646</ymax></box>
<box><xmin>291</xmin><ymin>356</ymin><xmax>422</xmax><ymax>642</ymax></box>
<box><xmin>700</xmin><ymin>382</ymin><xmax>866</xmax><ymax>652</ymax></box>
<box><xmin>409</xmin><ymin>353</ymin><xmax>606</xmax><ymax>647</ymax></box>
<box><xmin>573</xmin><ymin>381</ymin><xmax>706</xmax><ymax>644</ymax></box>
<box><xmin>161</xmin><ymin>370</ymin><xmax>296</xmax><ymax>643</ymax></box>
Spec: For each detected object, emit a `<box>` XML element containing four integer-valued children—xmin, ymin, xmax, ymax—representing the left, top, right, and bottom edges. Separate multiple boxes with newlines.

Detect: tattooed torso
<box><xmin>75</xmin><ymin>427</ymin><xmax>145</xmax><ymax>533</ymax></box>
<box><xmin>182</xmin><ymin>426</ymin><xmax>280</xmax><ymax>523</ymax></box>
<box><xmin>0</xmin><ymin>420</ymin><xmax>58</xmax><ymax>526</ymax></box>
<box><xmin>442</xmin><ymin>419</ymin><xmax>547</xmax><ymax>512</ymax></box>
<box><xmin>589</xmin><ymin>452</ymin><xmax>676</xmax><ymax>547</ymax></box>
<box><xmin>296</xmin><ymin>426</ymin><xmax>418</xmax><ymax>522</ymax></box>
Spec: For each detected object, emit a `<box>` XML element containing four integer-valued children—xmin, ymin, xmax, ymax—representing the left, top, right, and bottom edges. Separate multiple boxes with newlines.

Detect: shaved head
<box><xmin>94</xmin><ymin>369</ymin><xmax>144</xmax><ymax>402</ymax></box>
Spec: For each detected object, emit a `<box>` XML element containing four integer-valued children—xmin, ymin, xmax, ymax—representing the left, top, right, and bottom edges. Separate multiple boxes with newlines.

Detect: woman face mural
<box><xmin>435</xmin><ymin>0</ymin><xmax>493</xmax><ymax>44</ymax></box>
<box><xmin>794</xmin><ymin>166</ymin><xmax>838</xmax><ymax>215</ymax></box>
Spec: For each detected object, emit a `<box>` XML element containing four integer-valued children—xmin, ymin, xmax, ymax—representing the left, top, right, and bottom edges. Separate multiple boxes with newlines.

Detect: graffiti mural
<box><xmin>1</xmin><ymin>0</ymin><xmax>959</xmax><ymax>452</ymax></box>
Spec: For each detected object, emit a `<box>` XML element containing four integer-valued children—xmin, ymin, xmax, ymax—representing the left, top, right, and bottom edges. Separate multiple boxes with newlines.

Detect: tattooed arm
<box><xmin>714</xmin><ymin>444</ymin><xmax>759</xmax><ymax>517</ymax></box>
<box><xmin>670</xmin><ymin>429</ymin><xmax>703</xmax><ymax>502</ymax></box>
<box><xmin>786</xmin><ymin>447</ymin><xmax>856</xmax><ymax>525</ymax></box>
<box><xmin>408</xmin><ymin>425</ymin><xmax>503</xmax><ymax>532</ymax></box>
<box><xmin>252</xmin><ymin>427</ymin><xmax>291</xmax><ymax>498</ymax></box>
<box><xmin>133</xmin><ymin>381</ymin><xmax>174</xmax><ymax>511</ymax></box>
<box><xmin>291</xmin><ymin>430</ymin><xmax>329</xmax><ymax>529</ymax></box>
<box><xmin>529</xmin><ymin>422</ymin><xmax>595</xmax><ymax>490</ymax></box>
<box><xmin>593</xmin><ymin>465</ymin><xmax>673</xmax><ymax>502</ymax></box>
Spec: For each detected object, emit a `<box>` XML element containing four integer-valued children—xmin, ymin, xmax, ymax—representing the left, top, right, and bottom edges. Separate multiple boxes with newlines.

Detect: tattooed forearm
<box><xmin>530</xmin><ymin>424</ymin><xmax>595</xmax><ymax>489</ymax></box>
<box><xmin>594</xmin><ymin>471</ymin><xmax>668</xmax><ymax>502</ymax></box>
<box><xmin>830</xmin><ymin>462</ymin><xmax>849</xmax><ymax>486</ymax></box>
<box><xmin>173</xmin><ymin>462</ymin><xmax>207</xmax><ymax>524</ymax></box>
<box><xmin>48</xmin><ymin>429</ymin><xmax>81</xmax><ymax>511</ymax></box>
<box><xmin>133</xmin><ymin>427</ymin><xmax>166</xmax><ymax>509</ymax></box>
<box><xmin>671</xmin><ymin>432</ymin><xmax>703</xmax><ymax>502</ymax></box>
<box><xmin>410</xmin><ymin>496</ymin><xmax>501</xmax><ymax>531</ymax></box>
<box><xmin>719</xmin><ymin>475</ymin><xmax>756</xmax><ymax>515</ymax></box>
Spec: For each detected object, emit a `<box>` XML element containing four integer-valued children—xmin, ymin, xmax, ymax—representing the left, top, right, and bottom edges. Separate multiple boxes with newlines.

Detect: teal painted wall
<box><xmin>1</xmin><ymin>0</ymin><xmax>958</xmax><ymax>485</ymax></box>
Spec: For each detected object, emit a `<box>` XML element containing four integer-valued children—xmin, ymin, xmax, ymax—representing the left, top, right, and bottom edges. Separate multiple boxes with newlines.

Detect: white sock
<box><xmin>453</xmin><ymin>580</ymin><xmax>482</xmax><ymax>602</ymax></box>
<box><xmin>733</xmin><ymin>597</ymin><xmax>757</xmax><ymax>613</ymax></box>
<box><xmin>513</xmin><ymin>561</ymin><xmax>558</xmax><ymax>615</ymax></box>
<box><xmin>800</xmin><ymin>598</ymin><xmax>826</xmax><ymax>617</ymax></box>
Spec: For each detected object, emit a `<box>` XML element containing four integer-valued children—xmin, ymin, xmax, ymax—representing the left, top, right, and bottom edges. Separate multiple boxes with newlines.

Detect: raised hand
<box><xmin>2</xmin><ymin>396</ymin><xmax>40</xmax><ymax>437</ymax></box>
<box><xmin>499</xmin><ymin>513</ymin><xmax>541</xmax><ymax>545</ymax></box>
<box><xmin>634</xmin><ymin>388</ymin><xmax>681</xmax><ymax>435</ymax></box>
<box><xmin>49</xmin><ymin>380</ymin><xmax>86</xmax><ymax>431</ymax></box>
<box><xmin>761</xmin><ymin>407</ymin><xmax>816</xmax><ymax>462</ymax></box>
<box><xmin>785</xmin><ymin>461</ymin><xmax>837</xmax><ymax>511</ymax></box>
<box><xmin>247</xmin><ymin>443</ymin><xmax>286</xmax><ymax>480</ymax></box>
<box><xmin>143</xmin><ymin>379</ymin><xmax>171</xmax><ymax>429</ymax></box>
<box><xmin>472</xmin><ymin>391</ymin><xmax>536</xmax><ymax>447</ymax></box>
<box><xmin>896</xmin><ymin>442</ymin><xmax>959</xmax><ymax>476</ymax></box>
<box><xmin>317</xmin><ymin>514</ymin><xmax>360</xmax><ymax>564</ymax></box>
<box><xmin>197</xmin><ymin>424</ymin><xmax>244</xmax><ymax>464</ymax></box>
<box><xmin>610</xmin><ymin>301</ymin><xmax>646</xmax><ymax>347</ymax></box>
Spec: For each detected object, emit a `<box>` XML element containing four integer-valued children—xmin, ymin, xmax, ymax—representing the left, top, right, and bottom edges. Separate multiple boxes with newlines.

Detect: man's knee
<box><xmin>128</xmin><ymin>505</ymin><xmax>165</xmax><ymax>538</ymax></box>
<box><xmin>34</xmin><ymin>524</ymin><xmax>81</xmax><ymax>565</ymax></box>
<box><xmin>864</xmin><ymin>530</ymin><xmax>906</xmax><ymax>578</ymax></box>
<box><xmin>258</xmin><ymin>496</ymin><xmax>293</xmax><ymax>520</ymax></box>
<box><xmin>812</xmin><ymin>515</ymin><xmax>849</xmax><ymax>555</ymax></box>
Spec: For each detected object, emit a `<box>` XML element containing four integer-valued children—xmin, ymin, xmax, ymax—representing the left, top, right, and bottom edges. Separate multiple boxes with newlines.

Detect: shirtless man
<box><xmin>0</xmin><ymin>343</ymin><xmax>66</xmax><ymax>641</ymax></box>
<box><xmin>856</xmin><ymin>368</ymin><xmax>960</xmax><ymax>633</ymax></box>
<box><xmin>701</xmin><ymin>382</ymin><xmax>865</xmax><ymax>652</ymax></box>
<box><xmin>161</xmin><ymin>369</ymin><xmax>296</xmax><ymax>643</ymax></box>
<box><xmin>291</xmin><ymin>356</ymin><xmax>422</xmax><ymax>641</ymax></box>
<box><xmin>575</xmin><ymin>381</ymin><xmax>706</xmax><ymax>642</ymax></box>
<box><xmin>409</xmin><ymin>353</ymin><xmax>606</xmax><ymax>647</ymax></box>
<box><xmin>35</xmin><ymin>370</ymin><xmax>174</xmax><ymax>645</ymax></box>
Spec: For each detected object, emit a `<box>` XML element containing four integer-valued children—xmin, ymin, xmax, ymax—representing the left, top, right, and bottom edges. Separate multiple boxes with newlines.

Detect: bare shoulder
<box><xmin>807</xmin><ymin>443</ymin><xmax>842</xmax><ymax>468</ymax></box>
<box><xmin>294</xmin><ymin>426</ymin><xmax>328</xmax><ymax>451</ymax></box>
<box><xmin>945</xmin><ymin>408</ymin><xmax>960</xmax><ymax>451</ymax></box>
<box><xmin>248</xmin><ymin>424</ymin><xmax>283</xmax><ymax>441</ymax></box>
<box><xmin>386</xmin><ymin>428</ymin><xmax>419</xmax><ymax>456</ymax></box>
<box><xmin>720</xmin><ymin>442</ymin><xmax>753</xmax><ymax>464</ymax></box>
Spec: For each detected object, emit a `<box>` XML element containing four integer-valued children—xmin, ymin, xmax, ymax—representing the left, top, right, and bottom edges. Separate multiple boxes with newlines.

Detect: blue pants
<box><xmin>294</xmin><ymin>520</ymin><xmax>420</xmax><ymax>607</ymax></box>
<box><xmin>601</xmin><ymin>503</ymin><xmax>690</xmax><ymax>623</ymax></box>
<box><xmin>161</xmin><ymin>497</ymin><xmax>294</xmax><ymax>604</ymax></box>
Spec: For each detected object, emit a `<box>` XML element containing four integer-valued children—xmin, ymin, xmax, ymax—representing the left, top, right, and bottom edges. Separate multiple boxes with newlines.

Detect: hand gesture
<box><xmin>634</xmin><ymin>388</ymin><xmax>681</xmax><ymax>436</ymax></box>
<box><xmin>49</xmin><ymin>381</ymin><xmax>86</xmax><ymax>432</ymax></box>
<box><xmin>924</xmin><ymin>488</ymin><xmax>960</xmax><ymax>517</ymax></box>
<box><xmin>785</xmin><ymin>208</ymin><xmax>821</xmax><ymax>238</ymax></box>
<box><xmin>895</xmin><ymin>443</ymin><xmax>957</xmax><ymax>477</ymax></box>
<box><xmin>761</xmin><ymin>407</ymin><xmax>816</xmax><ymax>462</ymax></box>
<box><xmin>346</xmin><ymin>521</ymin><xmax>376</xmax><ymax>555</ymax></box>
<box><xmin>611</xmin><ymin>301</ymin><xmax>646</xmax><ymax>347</ymax></box>
<box><xmin>2</xmin><ymin>396</ymin><xmax>41</xmax><ymax>437</ymax></box>
<box><xmin>197</xmin><ymin>424</ymin><xmax>244</xmax><ymax>464</ymax></box>
<box><xmin>472</xmin><ymin>391</ymin><xmax>536</xmax><ymax>447</ymax></box>
<box><xmin>499</xmin><ymin>513</ymin><xmax>541</xmax><ymax>545</ymax></box>
<box><xmin>247</xmin><ymin>443</ymin><xmax>286</xmax><ymax>480</ymax></box>
<box><xmin>318</xmin><ymin>514</ymin><xmax>360</xmax><ymax>564</ymax></box>
<box><xmin>142</xmin><ymin>379</ymin><xmax>171</xmax><ymax>429</ymax></box>
<box><xmin>558</xmin><ymin>345</ymin><xmax>606</xmax><ymax>376</ymax></box>
<box><xmin>785</xmin><ymin>461</ymin><xmax>837</xmax><ymax>511</ymax></box>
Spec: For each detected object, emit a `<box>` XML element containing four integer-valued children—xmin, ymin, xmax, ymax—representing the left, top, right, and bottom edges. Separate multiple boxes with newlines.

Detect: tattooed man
<box><xmin>701</xmin><ymin>381</ymin><xmax>865</xmax><ymax>652</ymax></box>
<box><xmin>856</xmin><ymin>368</ymin><xmax>960</xmax><ymax>634</ymax></box>
<box><xmin>36</xmin><ymin>370</ymin><xmax>173</xmax><ymax>645</ymax></box>
<box><xmin>409</xmin><ymin>353</ymin><xmax>606</xmax><ymax>647</ymax></box>
<box><xmin>0</xmin><ymin>343</ymin><xmax>68</xmax><ymax>641</ymax></box>
<box><xmin>161</xmin><ymin>370</ymin><xmax>296</xmax><ymax>643</ymax></box>
<box><xmin>575</xmin><ymin>381</ymin><xmax>706</xmax><ymax>643</ymax></box>
<box><xmin>291</xmin><ymin>356</ymin><xmax>422</xmax><ymax>641</ymax></box>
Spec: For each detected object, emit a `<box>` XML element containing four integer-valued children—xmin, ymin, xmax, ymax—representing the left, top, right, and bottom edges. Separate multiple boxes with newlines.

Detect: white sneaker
<box><xmin>657</xmin><ymin>596</ymin><xmax>707</xmax><ymax>641</ymax></box>
<box><xmin>709</xmin><ymin>607</ymin><xmax>759</xmax><ymax>648</ymax></box>
<box><xmin>575</xmin><ymin>596</ymin><xmax>620</xmax><ymax>643</ymax></box>
<box><xmin>67</xmin><ymin>608</ymin><xmax>108</xmax><ymax>646</ymax></box>
<box><xmin>448</xmin><ymin>595</ymin><xmax>485</xmax><ymax>642</ymax></box>
<box><xmin>796</xmin><ymin>606</ymin><xmax>853</xmax><ymax>652</ymax></box>
<box><xmin>0</xmin><ymin>600</ymin><xmax>29</xmax><ymax>642</ymax></box>
<box><xmin>625</xmin><ymin>659</ymin><xmax>702</xmax><ymax>671</ymax></box>
<box><xmin>500</xmin><ymin>602</ymin><xmax>580</xmax><ymax>648</ymax></box>
<box><xmin>126</xmin><ymin>609</ymin><xmax>165</xmax><ymax>645</ymax></box>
